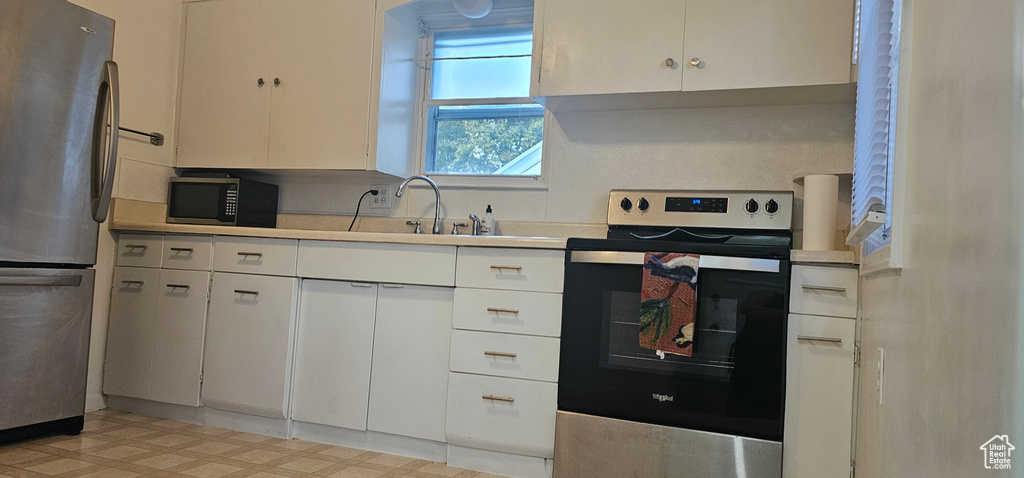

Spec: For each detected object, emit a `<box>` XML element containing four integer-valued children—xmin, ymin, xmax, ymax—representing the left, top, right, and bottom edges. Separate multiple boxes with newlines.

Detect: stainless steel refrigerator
<box><xmin>0</xmin><ymin>0</ymin><xmax>119</xmax><ymax>441</ymax></box>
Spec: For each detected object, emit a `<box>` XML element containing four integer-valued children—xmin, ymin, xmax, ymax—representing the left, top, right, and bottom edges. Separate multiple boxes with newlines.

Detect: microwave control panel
<box><xmin>608</xmin><ymin>190</ymin><xmax>793</xmax><ymax>230</ymax></box>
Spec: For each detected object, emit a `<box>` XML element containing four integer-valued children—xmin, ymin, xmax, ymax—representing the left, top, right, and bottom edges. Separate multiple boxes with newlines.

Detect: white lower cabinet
<box><xmin>104</xmin><ymin>267</ymin><xmax>160</xmax><ymax>399</ymax></box>
<box><xmin>150</xmin><ymin>270</ymin><xmax>210</xmax><ymax>406</ymax></box>
<box><xmin>367</xmin><ymin>284</ymin><xmax>454</xmax><ymax>442</ymax></box>
<box><xmin>783</xmin><ymin>313</ymin><xmax>856</xmax><ymax>478</ymax></box>
<box><xmin>104</xmin><ymin>266</ymin><xmax>209</xmax><ymax>406</ymax></box>
<box><xmin>202</xmin><ymin>272</ymin><xmax>299</xmax><ymax>418</ymax></box>
<box><xmin>446</xmin><ymin>373</ymin><xmax>558</xmax><ymax>458</ymax></box>
<box><xmin>291</xmin><ymin>279</ymin><xmax>378</xmax><ymax>430</ymax></box>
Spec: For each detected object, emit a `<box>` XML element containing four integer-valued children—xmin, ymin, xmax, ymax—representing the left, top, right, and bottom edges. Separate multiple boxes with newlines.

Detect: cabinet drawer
<box><xmin>116</xmin><ymin>234</ymin><xmax>163</xmax><ymax>268</ymax></box>
<box><xmin>450</xmin><ymin>330</ymin><xmax>560</xmax><ymax>382</ymax></box>
<box><xmin>213</xmin><ymin>236</ymin><xmax>297</xmax><ymax>276</ymax></box>
<box><xmin>452</xmin><ymin>288</ymin><xmax>562</xmax><ymax>337</ymax></box>
<box><xmin>161</xmin><ymin>235</ymin><xmax>213</xmax><ymax>271</ymax></box>
<box><xmin>789</xmin><ymin>265</ymin><xmax>858</xmax><ymax>318</ymax></box>
<box><xmin>297</xmin><ymin>240</ymin><xmax>456</xmax><ymax>286</ymax></box>
<box><xmin>446</xmin><ymin>373</ymin><xmax>557</xmax><ymax>458</ymax></box>
<box><xmin>455</xmin><ymin>247</ymin><xmax>565</xmax><ymax>293</ymax></box>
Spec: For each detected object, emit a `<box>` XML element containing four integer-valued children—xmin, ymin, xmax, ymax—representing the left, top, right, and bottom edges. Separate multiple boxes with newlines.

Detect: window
<box><xmin>851</xmin><ymin>0</ymin><xmax>903</xmax><ymax>256</ymax></box>
<box><xmin>423</xmin><ymin>26</ymin><xmax>543</xmax><ymax>177</ymax></box>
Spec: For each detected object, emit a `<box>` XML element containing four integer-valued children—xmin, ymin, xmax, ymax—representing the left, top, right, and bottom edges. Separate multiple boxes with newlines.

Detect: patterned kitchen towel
<box><xmin>640</xmin><ymin>252</ymin><xmax>699</xmax><ymax>357</ymax></box>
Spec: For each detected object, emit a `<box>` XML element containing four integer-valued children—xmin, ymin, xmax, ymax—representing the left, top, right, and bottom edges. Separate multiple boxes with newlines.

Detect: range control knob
<box><xmin>745</xmin><ymin>199</ymin><xmax>760</xmax><ymax>214</ymax></box>
<box><xmin>638</xmin><ymin>197</ymin><xmax>650</xmax><ymax>212</ymax></box>
<box><xmin>620</xmin><ymin>197</ymin><xmax>633</xmax><ymax>211</ymax></box>
<box><xmin>765</xmin><ymin>199</ymin><xmax>780</xmax><ymax>215</ymax></box>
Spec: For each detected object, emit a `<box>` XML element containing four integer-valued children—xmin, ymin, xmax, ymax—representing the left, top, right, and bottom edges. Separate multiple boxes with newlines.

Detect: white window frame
<box><xmin>855</xmin><ymin>0</ymin><xmax>911</xmax><ymax>275</ymax></box>
<box><xmin>413</xmin><ymin>23</ymin><xmax>550</xmax><ymax>190</ymax></box>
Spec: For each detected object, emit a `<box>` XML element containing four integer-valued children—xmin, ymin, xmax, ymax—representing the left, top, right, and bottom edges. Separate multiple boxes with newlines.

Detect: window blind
<box><xmin>852</xmin><ymin>0</ymin><xmax>901</xmax><ymax>239</ymax></box>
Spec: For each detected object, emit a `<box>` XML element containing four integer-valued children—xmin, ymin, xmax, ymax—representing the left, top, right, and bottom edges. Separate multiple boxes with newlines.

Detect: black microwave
<box><xmin>167</xmin><ymin>177</ymin><xmax>278</xmax><ymax>228</ymax></box>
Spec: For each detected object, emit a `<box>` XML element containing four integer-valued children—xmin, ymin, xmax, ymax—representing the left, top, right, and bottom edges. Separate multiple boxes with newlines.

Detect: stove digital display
<box><xmin>665</xmin><ymin>197</ymin><xmax>728</xmax><ymax>213</ymax></box>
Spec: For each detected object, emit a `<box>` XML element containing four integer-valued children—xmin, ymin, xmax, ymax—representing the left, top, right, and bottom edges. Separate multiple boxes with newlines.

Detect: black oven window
<box><xmin>599</xmin><ymin>269</ymin><xmax>786</xmax><ymax>385</ymax></box>
<box><xmin>170</xmin><ymin>183</ymin><xmax>221</xmax><ymax>219</ymax></box>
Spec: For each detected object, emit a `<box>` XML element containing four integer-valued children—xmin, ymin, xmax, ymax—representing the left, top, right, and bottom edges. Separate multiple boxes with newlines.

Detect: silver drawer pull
<box><xmin>484</xmin><ymin>351</ymin><xmax>518</xmax><ymax>358</ymax></box>
<box><xmin>482</xmin><ymin>394</ymin><xmax>515</xmax><ymax>403</ymax></box>
<box><xmin>380</xmin><ymin>284</ymin><xmax>405</xmax><ymax>289</ymax></box>
<box><xmin>350</xmin><ymin>282</ymin><xmax>374</xmax><ymax>288</ymax></box>
<box><xmin>121</xmin><ymin>280</ymin><xmax>144</xmax><ymax>286</ymax></box>
<box><xmin>237</xmin><ymin>252</ymin><xmax>264</xmax><ymax>257</ymax></box>
<box><xmin>123</xmin><ymin>244</ymin><xmax>148</xmax><ymax>250</ymax></box>
<box><xmin>169</xmin><ymin>247</ymin><xmax>194</xmax><ymax>253</ymax></box>
<box><xmin>166</xmin><ymin>284</ymin><xmax>190</xmax><ymax>290</ymax></box>
<box><xmin>490</xmin><ymin>265</ymin><xmax>523</xmax><ymax>271</ymax></box>
<box><xmin>801</xmin><ymin>284</ymin><xmax>847</xmax><ymax>293</ymax></box>
<box><xmin>797</xmin><ymin>335</ymin><xmax>843</xmax><ymax>344</ymax></box>
<box><xmin>234</xmin><ymin>289</ymin><xmax>260</xmax><ymax>296</ymax></box>
<box><xmin>487</xmin><ymin>307</ymin><xmax>520</xmax><ymax>314</ymax></box>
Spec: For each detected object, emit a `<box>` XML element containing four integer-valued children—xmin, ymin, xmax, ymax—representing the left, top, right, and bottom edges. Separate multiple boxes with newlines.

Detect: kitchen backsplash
<box><xmin>270</xmin><ymin>103</ymin><xmax>854</xmax><ymax>226</ymax></box>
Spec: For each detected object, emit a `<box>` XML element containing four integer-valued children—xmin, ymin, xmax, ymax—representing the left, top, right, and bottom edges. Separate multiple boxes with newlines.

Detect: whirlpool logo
<box><xmin>652</xmin><ymin>393</ymin><xmax>674</xmax><ymax>402</ymax></box>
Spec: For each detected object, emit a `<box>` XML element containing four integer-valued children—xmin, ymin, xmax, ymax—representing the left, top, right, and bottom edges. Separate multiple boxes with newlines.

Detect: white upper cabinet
<box><xmin>532</xmin><ymin>0</ymin><xmax>686</xmax><ymax>96</ymax></box>
<box><xmin>532</xmin><ymin>0</ymin><xmax>854</xmax><ymax>100</ymax></box>
<box><xmin>267</xmin><ymin>0</ymin><xmax>375</xmax><ymax>169</ymax></box>
<box><xmin>681</xmin><ymin>0</ymin><xmax>854</xmax><ymax>92</ymax></box>
<box><xmin>177</xmin><ymin>0</ymin><xmax>275</xmax><ymax>169</ymax></box>
<box><xmin>177</xmin><ymin>0</ymin><xmax>378</xmax><ymax>170</ymax></box>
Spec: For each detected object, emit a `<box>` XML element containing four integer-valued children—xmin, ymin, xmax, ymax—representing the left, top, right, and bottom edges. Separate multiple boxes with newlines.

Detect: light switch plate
<box><xmin>369</xmin><ymin>184</ymin><xmax>391</xmax><ymax>210</ymax></box>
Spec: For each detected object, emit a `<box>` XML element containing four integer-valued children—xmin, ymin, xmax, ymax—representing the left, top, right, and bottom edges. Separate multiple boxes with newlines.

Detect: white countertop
<box><xmin>110</xmin><ymin>220</ymin><xmax>568</xmax><ymax>249</ymax></box>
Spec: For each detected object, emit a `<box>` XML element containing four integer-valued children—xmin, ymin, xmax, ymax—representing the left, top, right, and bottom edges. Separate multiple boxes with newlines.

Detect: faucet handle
<box><xmin>406</xmin><ymin>220</ymin><xmax>422</xmax><ymax>234</ymax></box>
<box><xmin>451</xmin><ymin>222</ymin><xmax>470</xmax><ymax>235</ymax></box>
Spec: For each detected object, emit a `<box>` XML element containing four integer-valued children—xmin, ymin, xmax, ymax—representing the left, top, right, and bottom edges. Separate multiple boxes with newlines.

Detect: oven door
<box><xmin>559</xmin><ymin>240</ymin><xmax>789</xmax><ymax>441</ymax></box>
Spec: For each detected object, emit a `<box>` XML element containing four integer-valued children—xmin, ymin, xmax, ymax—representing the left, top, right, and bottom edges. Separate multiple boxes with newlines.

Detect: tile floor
<box><xmin>0</xmin><ymin>410</ymin><xmax>505</xmax><ymax>478</ymax></box>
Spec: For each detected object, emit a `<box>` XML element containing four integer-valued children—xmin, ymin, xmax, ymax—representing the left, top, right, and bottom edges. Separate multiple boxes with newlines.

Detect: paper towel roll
<box><xmin>803</xmin><ymin>174</ymin><xmax>839</xmax><ymax>251</ymax></box>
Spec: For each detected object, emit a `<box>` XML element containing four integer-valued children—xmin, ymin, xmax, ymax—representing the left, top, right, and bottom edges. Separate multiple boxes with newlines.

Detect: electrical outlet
<box><xmin>369</xmin><ymin>184</ymin><xmax>391</xmax><ymax>209</ymax></box>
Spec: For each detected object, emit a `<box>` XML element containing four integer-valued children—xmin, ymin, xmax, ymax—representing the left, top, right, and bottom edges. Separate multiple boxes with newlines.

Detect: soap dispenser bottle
<box><xmin>482</xmin><ymin>205</ymin><xmax>495</xmax><ymax>236</ymax></box>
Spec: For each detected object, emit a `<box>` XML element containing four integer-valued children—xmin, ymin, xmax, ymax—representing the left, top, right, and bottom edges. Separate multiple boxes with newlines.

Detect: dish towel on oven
<box><xmin>640</xmin><ymin>252</ymin><xmax>699</xmax><ymax>357</ymax></box>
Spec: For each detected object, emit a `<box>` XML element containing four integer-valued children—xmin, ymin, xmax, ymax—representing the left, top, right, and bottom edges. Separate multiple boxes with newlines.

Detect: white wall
<box><xmin>278</xmin><ymin>103</ymin><xmax>854</xmax><ymax>227</ymax></box>
<box><xmin>855</xmin><ymin>1</ymin><xmax>1024</xmax><ymax>476</ymax></box>
<box><xmin>69</xmin><ymin>0</ymin><xmax>183</xmax><ymax>411</ymax></box>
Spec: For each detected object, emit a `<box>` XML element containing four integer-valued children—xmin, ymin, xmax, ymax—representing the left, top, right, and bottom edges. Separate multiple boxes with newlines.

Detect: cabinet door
<box><xmin>534</xmin><ymin>0</ymin><xmax>685</xmax><ymax>96</ymax></box>
<box><xmin>177</xmin><ymin>0</ymin><xmax>275</xmax><ymax>168</ymax></box>
<box><xmin>202</xmin><ymin>272</ymin><xmax>298</xmax><ymax>418</ymax></box>
<box><xmin>682</xmin><ymin>0</ymin><xmax>854</xmax><ymax>91</ymax></box>
<box><xmin>267</xmin><ymin>0</ymin><xmax>375</xmax><ymax>169</ymax></box>
<box><xmin>783</xmin><ymin>314</ymin><xmax>855</xmax><ymax>478</ymax></box>
<box><xmin>291</xmin><ymin>280</ymin><xmax>377</xmax><ymax>430</ymax></box>
<box><xmin>103</xmin><ymin>267</ymin><xmax>160</xmax><ymax>400</ymax></box>
<box><xmin>367</xmin><ymin>284</ymin><xmax>454</xmax><ymax>442</ymax></box>
<box><xmin>150</xmin><ymin>270</ymin><xmax>210</xmax><ymax>407</ymax></box>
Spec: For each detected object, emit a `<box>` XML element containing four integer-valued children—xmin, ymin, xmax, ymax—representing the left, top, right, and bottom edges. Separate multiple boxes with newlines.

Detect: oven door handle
<box><xmin>569</xmin><ymin>251</ymin><xmax>780</xmax><ymax>273</ymax></box>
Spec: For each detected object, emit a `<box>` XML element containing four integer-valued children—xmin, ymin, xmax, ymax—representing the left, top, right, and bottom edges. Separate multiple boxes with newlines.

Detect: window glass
<box><xmin>428</xmin><ymin>104</ymin><xmax>543</xmax><ymax>174</ymax></box>
<box><xmin>431</xmin><ymin>27</ymin><xmax>533</xmax><ymax>100</ymax></box>
<box><xmin>425</xmin><ymin>26</ymin><xmax>543</xmax><ymax>177</ymax></box>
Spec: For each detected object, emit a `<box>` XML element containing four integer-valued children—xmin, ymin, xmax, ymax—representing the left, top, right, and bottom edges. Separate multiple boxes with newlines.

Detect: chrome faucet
<box><xmin>468</xmin><ymin>213</ymin><xmax>481</xmax><ymax>235</ymax></box>
<box><xmin>395</xmin><ymin>175</ymin><xmax>442</xmax><ymax>234</ymax></box>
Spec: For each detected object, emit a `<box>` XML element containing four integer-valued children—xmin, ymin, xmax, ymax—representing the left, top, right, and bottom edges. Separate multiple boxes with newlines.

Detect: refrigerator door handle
<box><xmin>91</xmin><ymin>60</ymin><xmax>119</xmax><ymax>223</ymax></box>
<box><xmin>0</xmin><ymin>274</ymin><xmax>83</xmax><ymax>287</ymax></box>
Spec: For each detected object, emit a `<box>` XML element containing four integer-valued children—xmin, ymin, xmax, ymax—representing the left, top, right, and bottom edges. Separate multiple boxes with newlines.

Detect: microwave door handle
<box><xmin>91</xmin><ymin>61</ymin><xmax>119</xmax><ymax>223</ymax></box>
<box><xmin>569</xmin><ymin>251</ymin><xmax>780</xmax><ymax>273</ymax></box>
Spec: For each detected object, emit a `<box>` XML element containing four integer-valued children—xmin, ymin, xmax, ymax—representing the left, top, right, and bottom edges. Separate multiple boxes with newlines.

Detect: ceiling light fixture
<box><xmin>453</xmin><ymin>0</ymin><xmax>492</xmax><ymax>18</ymax></box>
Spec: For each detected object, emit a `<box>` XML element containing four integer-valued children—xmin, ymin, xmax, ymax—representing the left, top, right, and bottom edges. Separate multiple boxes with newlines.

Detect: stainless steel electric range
<box><xmin>554</xmin><ymin>190</ymin><xmax>794</xmax><ymax>478</ymax></box>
